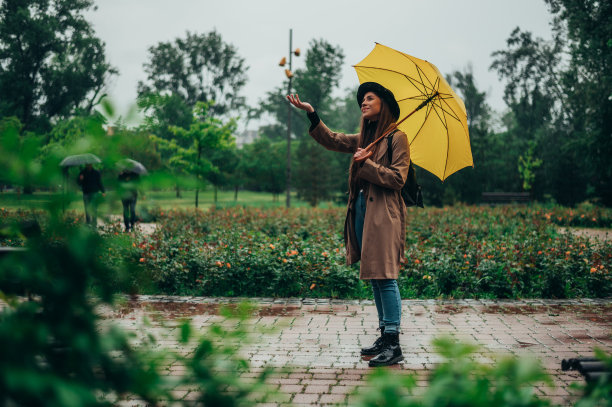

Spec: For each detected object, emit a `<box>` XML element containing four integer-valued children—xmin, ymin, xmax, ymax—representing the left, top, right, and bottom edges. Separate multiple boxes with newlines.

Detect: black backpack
<box><xmin>387</xmin><ymin>133</ymin><xmax>424</xmax><ymax>208</ymax></box>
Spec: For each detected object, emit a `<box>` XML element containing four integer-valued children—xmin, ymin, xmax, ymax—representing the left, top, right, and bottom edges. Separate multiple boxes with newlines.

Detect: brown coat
<box><xmin>309</xmin><ymin>121</ymin><xmax>410</xmax><ymax>280</ymax></box>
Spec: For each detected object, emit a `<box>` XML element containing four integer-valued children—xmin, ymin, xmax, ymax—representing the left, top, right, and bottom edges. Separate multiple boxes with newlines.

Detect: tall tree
<box><xmin>544</xmin><ymin>0</ymin><xmax>612</xmax><ymax>205</ymax></box>
<box><xmin>490</xmin><ymin>28</ymin><xmax>579</xmax><ymax>203</ymax></box>
<box><xmin>238</xmin><ymin>138</ymin><xmax>286</xmax><ymax>199</ymax></box>
<box><xmin>137</xmin><ymin>31</ymin><xmax>248</xmax><ymax>119</ymax></box>
<box><xmin>0</xmin><ymin>0</ymin><xmax>116</xmax><ymax>132</ymax></box>
<box><xmin>165</xmin><ymin>102</ymin><xmax>236</xmax><ymax>208</ymax></box>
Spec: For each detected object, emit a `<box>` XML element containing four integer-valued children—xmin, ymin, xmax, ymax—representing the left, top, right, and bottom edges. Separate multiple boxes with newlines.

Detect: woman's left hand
<box><xmin>353</xmin><ymin>148</ymin><xmax>373</xmax><ymax>162</ymax></box>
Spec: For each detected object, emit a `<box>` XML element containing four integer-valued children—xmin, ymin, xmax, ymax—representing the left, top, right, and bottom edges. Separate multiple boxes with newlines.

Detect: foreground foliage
<box><xmin>0</xmin><ymin>214</ymin><xmax>273</xmax><ymax>406</ymax></box>
<box><xmin>355</xmin><ymin>337</ymin><xmax>612</xmax><ymax>407</ymax></box>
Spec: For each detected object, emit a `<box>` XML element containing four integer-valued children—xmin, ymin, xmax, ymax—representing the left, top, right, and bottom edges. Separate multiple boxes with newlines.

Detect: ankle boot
<box><xmin>361</xmin><ymin>327</ymin><xmax>385</xmax><ymax>356</ymax></box>
<box><xmin>368</xmin><ymin>332</ymin><xmax>403</xmax><ymax>367</ymax></box>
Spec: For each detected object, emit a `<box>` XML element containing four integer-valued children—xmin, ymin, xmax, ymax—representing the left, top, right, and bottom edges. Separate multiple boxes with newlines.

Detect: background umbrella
<box><xmin>354</xmin><ymin>43</ymin><xmax>473</xmax><ymax>181</ymax></box>
<box><xmin>116</xmin><ymin>158</ymin><xmax>147</xmax><ymax>175</ymax></box>
<box><xmin>59</xmin><ymin>153</ymin><xmax>101</xmax><ymax>167</ymax></box>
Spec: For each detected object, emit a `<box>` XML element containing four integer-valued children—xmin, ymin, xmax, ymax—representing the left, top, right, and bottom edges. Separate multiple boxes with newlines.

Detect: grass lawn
<box><xmin>0</xmin><ymin>189</ymin><xmax>342</xmax><ymax>213</ymax></box>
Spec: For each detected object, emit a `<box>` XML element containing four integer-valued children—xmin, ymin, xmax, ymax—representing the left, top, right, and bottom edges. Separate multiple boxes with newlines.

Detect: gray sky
<box><xmin>86</xmin><ymin>0</ymin><xmax>554</xmax><ymax>130</ymax></box>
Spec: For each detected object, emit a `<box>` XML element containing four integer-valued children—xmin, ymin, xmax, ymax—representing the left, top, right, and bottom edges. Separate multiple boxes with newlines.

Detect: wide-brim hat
<box><xmin>356</xmin><ymin>82</ymin><xmax>400</xmax><ymax>121</ymax></box>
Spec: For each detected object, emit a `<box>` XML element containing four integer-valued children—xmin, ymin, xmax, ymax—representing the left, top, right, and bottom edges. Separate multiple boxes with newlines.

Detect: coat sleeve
<box><xmin>309</xmin><ymin>121</ymin><xmax>359</xmax><ymax>154</ymax></box>
<box><xmin>358</xmin><ymin>131</ymin><xmax>410</xmax><ymax>190</ymax></box>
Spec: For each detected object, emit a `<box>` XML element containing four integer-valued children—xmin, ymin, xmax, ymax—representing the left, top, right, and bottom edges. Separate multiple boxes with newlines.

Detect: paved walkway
<box><xmin>102</xmin><ymin>296</ymin><xmax>612</xmax><ymax>406</ymax></box>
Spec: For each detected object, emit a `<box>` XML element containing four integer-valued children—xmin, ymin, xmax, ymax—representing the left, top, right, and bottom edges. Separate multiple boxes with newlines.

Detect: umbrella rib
<box><xmin>430</xmin><ymin>100</ymin><xmax>451</xmax><ymax>179</ymax></box>
<box><xmin>408</xmin><ymin>103</ymin><xmax>434</xmax><ymax>147</ymax></box>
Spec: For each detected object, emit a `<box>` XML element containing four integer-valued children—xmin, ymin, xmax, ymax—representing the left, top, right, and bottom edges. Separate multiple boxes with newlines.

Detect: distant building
<box><xmin>235</xmin><ymin>130</ymin><xmax>259</xmax><ymax>147</ymax></box>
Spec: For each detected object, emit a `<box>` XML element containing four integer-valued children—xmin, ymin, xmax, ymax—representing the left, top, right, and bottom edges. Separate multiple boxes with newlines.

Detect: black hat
<box><xmin>356</xmin><ymin>82</ymin><xmax>400</xmax><ymax>121</ymax></box>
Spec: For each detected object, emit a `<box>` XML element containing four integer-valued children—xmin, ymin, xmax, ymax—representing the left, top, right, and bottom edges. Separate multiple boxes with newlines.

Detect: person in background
<box><xmin>117</xmin><ymin>170</ymin><xmax>139</xmax><ymax>232</ymax></box>
<box><xmin>77</xmin><ymin>164</ymin><xmax>105</xmax><ymax>227</ymax></box>
<box><xmin>287</xmin><ymin>82</ymin><xmax>410</xmax><ymax>367</ymax></box>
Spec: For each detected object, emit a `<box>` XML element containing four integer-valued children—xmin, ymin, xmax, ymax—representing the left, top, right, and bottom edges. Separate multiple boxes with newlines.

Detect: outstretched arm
<box><xmin>286</xmin><ymin>94</ymin><xmax>314</xmax><ymax>113</ymax></box>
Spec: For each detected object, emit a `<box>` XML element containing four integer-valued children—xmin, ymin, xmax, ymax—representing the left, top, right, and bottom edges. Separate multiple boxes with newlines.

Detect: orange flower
<box><xmin>215</xmin><ymin>261</ymin><xmax>223</xmax><ymax>267</ymax></box>
<box><xmin>226</xmin><ymin>263</ymin><xmax>231</xmax><ymax>268</ymax></box>
<box><xmin>537</xmin><ymin>251</ymin><xmax>542</xmax><ymax>255</ymax></box>
<box><xmin>269</xmin><ymin>244</ymin><xmax>275</xmax><ymax>249</ymax></box>
<box><xmin>283</xmin><ymin>259</ymin><xmax>288</xmax><ymax>263</ymax></box>
<box><xmin>463</xmin><ymin>254</ymin><xmax>467</xmax><ymax>258</ymax></box>
<box><xmin>139</xmin><ymin>258</ymin><xmax>145</xmax><ymax>263</ymax></box>
<box><xmin>322</xmin><ymin>251</ymin><xmax>329</xmax><ymax>257</ymax></box>
<box><xmin>310</xmin><ymin>283</ymin><xmax>316</xmax><ymax>290</ymax></box>
<box><xmin>414</xmin><ymin>259</ymin><xmax>421</xmax><ymax>264</ymax></box>
<box><xmin>590</xmin><ymin>267</ymin><xmax>597</xmax><ymax>273</ymax></box>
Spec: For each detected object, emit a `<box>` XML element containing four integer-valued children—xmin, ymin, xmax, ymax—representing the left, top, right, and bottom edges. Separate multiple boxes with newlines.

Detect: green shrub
<box><xmin>354</xmin><ymin>337</ymin><xmax>612</xmax><ymax>407</ymax></box>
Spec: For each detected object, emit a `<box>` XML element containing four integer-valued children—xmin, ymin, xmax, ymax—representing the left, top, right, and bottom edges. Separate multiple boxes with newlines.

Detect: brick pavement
<box><xmin>104</xmin><ymin>297</ymin><xmax>612</xmax><ymax>406</ymax></box>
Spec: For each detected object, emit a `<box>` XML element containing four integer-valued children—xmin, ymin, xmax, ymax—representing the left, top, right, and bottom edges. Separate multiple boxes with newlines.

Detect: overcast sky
<box><xmin>86</xmin><ymin>0</ymin><xmax>554</xmax><ymax>130</ymax></box>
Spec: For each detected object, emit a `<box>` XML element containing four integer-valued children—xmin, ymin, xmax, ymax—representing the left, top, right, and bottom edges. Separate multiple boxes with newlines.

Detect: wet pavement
<box><xmin>103</xmin><ymin>296</ymin><xmax>612</xmax><ymax>406</ymax></box>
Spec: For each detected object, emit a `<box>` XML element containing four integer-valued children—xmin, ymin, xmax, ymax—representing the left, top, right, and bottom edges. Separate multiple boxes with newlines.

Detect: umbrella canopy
<box><xmin>116</xmin><ymin>158</ymin><xmax>147</xmax><ymax>175</ymax></box>
<box><xmin>59</xmin><ymin>153</ymin><xmax>102</xmax><ymax>167</ymax></box>
<box><xmin>354</xmin><ymin>43</ymin><xmax>473</xmax><ymax>181</ymax></box>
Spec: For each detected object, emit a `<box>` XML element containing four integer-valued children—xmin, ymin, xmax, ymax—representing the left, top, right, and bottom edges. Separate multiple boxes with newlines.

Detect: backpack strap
<box><xmin>386</xmin><ymin>130</ymin><xmax>399</xmax><ymax>165</ymax></box>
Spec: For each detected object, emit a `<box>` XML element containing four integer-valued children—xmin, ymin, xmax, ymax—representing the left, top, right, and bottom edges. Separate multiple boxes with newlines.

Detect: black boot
<box><xmin>361</xmin><ymin>327</ymin><xmax>385</xmax><ymax>356</ymax></box>
<box><xmin>368</xmin><ymin>332</ymin><xmax>403</xmax><ymax>367</ymax></box>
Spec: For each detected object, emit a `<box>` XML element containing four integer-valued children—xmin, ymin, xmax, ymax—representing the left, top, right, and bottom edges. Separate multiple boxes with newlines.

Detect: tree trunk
<box><xmin>234</xmin><ymin>186</ymin><xmax>238</xmax><ymax>201</ymax></box>
<box><xmin>214</xmin><ymin>186</ymin><xmax>218</xmax><ymax>203</ymax></box>
<box><xmin>175</xmin><ymin>184</ymin><xmax>181</xmax><ymax>198</ymax></box>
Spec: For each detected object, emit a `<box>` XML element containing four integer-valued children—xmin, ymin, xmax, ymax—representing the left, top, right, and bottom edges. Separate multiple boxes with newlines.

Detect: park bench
<box><xmin>481</xmin><ymin>192</ymin><xmax>530</xmax><ymax>205</ymax></box>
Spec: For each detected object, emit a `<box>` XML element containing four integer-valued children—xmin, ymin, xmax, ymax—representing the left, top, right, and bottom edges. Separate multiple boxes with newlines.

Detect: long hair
<box><xmin>348</xmin><ymin>101</ymin><xmax>396</xmax><ymax>192</ymax></box>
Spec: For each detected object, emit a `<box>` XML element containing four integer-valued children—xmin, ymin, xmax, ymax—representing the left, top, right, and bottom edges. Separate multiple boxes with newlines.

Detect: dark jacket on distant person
<box><xmin>118</xmin><ymin>171</ymin><xmax>139</xmax><ymax>200</ymax></box>
<box><xmin>77</xmin><ymin>167</ymin><xmax>105</xmax><ymax>194</ymax></box>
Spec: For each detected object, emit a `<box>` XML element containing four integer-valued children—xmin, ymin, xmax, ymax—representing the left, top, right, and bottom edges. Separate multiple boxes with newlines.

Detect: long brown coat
<box><xmin>309</xmin><ymin>121</ymin><xmax>410</xmax><ymax>280</ymax></box>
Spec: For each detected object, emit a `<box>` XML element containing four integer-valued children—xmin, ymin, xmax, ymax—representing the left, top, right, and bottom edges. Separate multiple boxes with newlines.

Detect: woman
<box><xmin>287</xmin><ymin>82</ymin><xmax>410</xmax><ymax>367</ymax></box>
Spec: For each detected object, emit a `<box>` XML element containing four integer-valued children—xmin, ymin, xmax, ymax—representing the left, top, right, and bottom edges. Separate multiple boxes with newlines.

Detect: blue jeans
<box><xmin>371</xmin><ymin>279</ymin><xmax>402</xmax><ymax>333</ymax></box>
<box><xmin>354</xmin><ymin>190</ymin><xmax>402</xmax><ymax>333</ymax></box>
<box><xmin>355</xmin><ymin>191</ymin><xmax>366</xmax><ymax>252</ymax></box>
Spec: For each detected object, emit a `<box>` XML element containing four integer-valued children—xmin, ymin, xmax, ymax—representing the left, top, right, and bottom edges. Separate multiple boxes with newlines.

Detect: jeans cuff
<box><xmin>383</xmin><ymin>325</ymin><xmax>399</xmax><ymax>334</ymax></box>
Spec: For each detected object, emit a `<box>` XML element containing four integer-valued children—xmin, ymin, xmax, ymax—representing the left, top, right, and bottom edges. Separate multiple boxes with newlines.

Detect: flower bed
<box><xmin>1</xmin><ymin>205</ymin><xmax>610</xmax><ymax>299</ymax></box>
<box><xmin>129</xmin><ymin>205</ymin><xmax>611</xmax><ymax>299</ymax></box>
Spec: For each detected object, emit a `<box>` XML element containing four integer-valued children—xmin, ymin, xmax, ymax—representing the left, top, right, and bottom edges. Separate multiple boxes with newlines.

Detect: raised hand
<box><xmin>286</xmin><ymin>94</ymin><xmax>314</xmax><ymax>113</ymax></box>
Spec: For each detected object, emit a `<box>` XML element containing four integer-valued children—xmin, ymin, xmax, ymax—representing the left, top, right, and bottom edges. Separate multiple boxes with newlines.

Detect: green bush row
<box><xmin>1</xmin><ymin>205</ymin><xmax>610</xmax><ymax>299</ymax></box>
<box><xmin>122</xmin><ymin>205</ymin><xmax>611</xmax><ymax>299</ymax></box>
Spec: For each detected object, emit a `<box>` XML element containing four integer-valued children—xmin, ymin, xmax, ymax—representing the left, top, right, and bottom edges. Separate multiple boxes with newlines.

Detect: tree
<box><xmin>544</xmin><ymin>0</ymin><xmax>612</xmax><ymax>206</ymax></box>
<box><xmin>238</xmin><ymin>138</ymin><xmax>286</xmax><ymax>200</ymax></box>
<box><xmin>137</xmin><ymin>31</ymin><xmax>248</xmax><ymax>119</ymax></box>
<box><xmin>490</xmin><ymin>28</ymin><xmax>575</xmax><ymax>203</ymax></box>
<box><xmin>0</xmin><ymin>0</ymin><xmax>116</xmax><ymax>132</ymax></box>
<box><xmin>207</xmin><ymin>146</ymin><xmax>239</xmax><ymax>203</ymax></box>
<box><xmin>165</xmin><ymin>102</ymin><xmax>236</xmax><ymax>208</ymax></box>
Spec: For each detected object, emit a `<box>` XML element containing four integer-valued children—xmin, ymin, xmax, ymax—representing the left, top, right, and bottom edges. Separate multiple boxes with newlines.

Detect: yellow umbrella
<box><xmin>354</xmin><ymin>43</ymin><xmax>473</xmax><ymax>181</ymax></box>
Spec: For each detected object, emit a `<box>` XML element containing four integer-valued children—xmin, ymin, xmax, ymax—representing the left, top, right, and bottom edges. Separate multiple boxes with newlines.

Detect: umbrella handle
<box><xmin>354</xmin><ymin>123</ymin><xmax>398</xmax><ymax>162</ymax></box>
